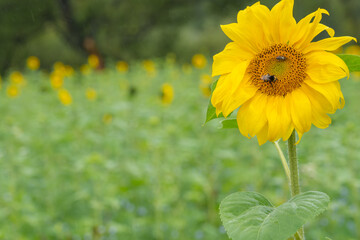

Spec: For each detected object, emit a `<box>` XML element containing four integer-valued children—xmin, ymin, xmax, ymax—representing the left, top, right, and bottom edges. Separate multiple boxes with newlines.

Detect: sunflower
<box><xmin>88</xmin><ymin>54</ymin><xmax>100</xmax><ymax>69</ymax></box>
<box><xmin>58</xmin><ymin>89</ymin><xmax>73</xmax><ymax>106</ymax></box>
<box><xmin>86</xmin><ymin>88</ymin><xmax>97</xmax><ymax>101</ymax></box>
<box><xmin>116</xmin><ymin>61</ymin><xmax>129</xmax><ymax>73</ymax></box>
<box><xmin>64</xmin><ymin>65</ymin><xmax>75</xmax><ymax>77</ymax></box>
<box><xmin>200</xmin><ymin>74</ymin><xmax>213</xmax><ymax>97</ymax></box>
<box><xmin>10</xmin><ymin>71</ymin><xmax>25</xmax><ymax>86</ymax></box>
<box><xmin>26</xmin><ymin>56</ymin><xmax>40</xmax><ymax>70</ymax></box>
<box><xmin>80</xmin><ymin>64</ymin><xmax>91</xmax><ymax>75</ymax></box>
<box><xmin>50</xmin><ymin>73</ymin><xmax>64</xmax><ymax>89</ymax></box>
<box><xmin>6</xmin><ymin>85</ymin><xmax>19</xmax><ymax>98</ymax></box>
<box><xmin>211</xmin><ymin>0</ymin><xmax>356</xmax><ymax>145</ymax></box>
<box><xmin>192</xmin><ymin>54</ymin><xmax>207</xmax><ymax>69</ymax></box>
<box><xmin>160</xmin><ymin>83</ymin><xmax>174</xmax><ymax>105</ymax></box>
<box><xmin>143</xmin><ymin>60</ymin><xmax>156</xmax><ymax>76</ymax></box>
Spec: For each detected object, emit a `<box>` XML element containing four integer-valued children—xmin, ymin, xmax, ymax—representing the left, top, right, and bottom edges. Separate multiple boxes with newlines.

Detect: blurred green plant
<box><xmin>0</xmin><ymin>58</ymin><xmax>359</xmax><ymax>239</ymax></box>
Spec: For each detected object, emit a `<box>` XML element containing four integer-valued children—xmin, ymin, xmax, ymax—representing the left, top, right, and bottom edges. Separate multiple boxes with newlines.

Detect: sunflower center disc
<box><xmin>248</xmin><ymin>44</ymin><xmax>307</xmax><ymax>96</ymax></box>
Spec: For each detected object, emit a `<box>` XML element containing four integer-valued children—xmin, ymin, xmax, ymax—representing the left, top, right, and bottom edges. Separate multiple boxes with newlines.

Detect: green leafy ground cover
<box><xmin>0</xmin><ymin>61</ymin><xmax>359</xmax><ymax>239</ymax></box>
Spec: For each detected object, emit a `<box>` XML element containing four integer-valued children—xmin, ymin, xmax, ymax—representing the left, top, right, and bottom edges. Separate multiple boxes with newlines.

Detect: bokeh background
<box><xmin>0</xmin><ymin>0</ymin><xmax>360</xmax><ymax>239</ymax></box>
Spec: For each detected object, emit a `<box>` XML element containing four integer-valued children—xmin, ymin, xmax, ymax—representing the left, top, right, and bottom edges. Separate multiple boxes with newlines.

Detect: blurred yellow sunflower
<box><xmin>211</xmin><ymin>0</ymin><xmax>356</xmax><ymax>145</ymax></box>
<box><xmin>50</xmin><ymin>73</ymin><xmax>64</xmax><ymax>89</ymax></box>
<box><xmin>161</xmin><ymin>83</ymin><xmax>174</xmax><ymax>105</ymax></box>
<box><xmin>142</xmin><ymin>60</ymin><xmax>156</xmax><ymax>76</ymax></box>
<box><xmin>116</xmin><ymin>61</ymin><xmax>129</xmax><ymax>73</ymax></box>
<box><xmin>192</xmin><ymin>54</ymin><xmax>207</xmax><ymax>69</ymax></box>
<box><xmin>200</xmin><ymin>74</ymin><xmax>213</xmax><ymax>97</ymax></box>
<box><xmin>80</xmin><ymin>64</ymin><xmax>91</xmax><ymax>75</ymax></box>
<box><xmin>10</xmin><ymin>71</ymin><xmax>25</xmax><ymax>86</ymax></box>
<box><xmin>58</xmin><ymin>89</ymin><xmax>72</xmax><ymax>106</ymax></box>
<box><xmin>86</xmin><ymin>88</ymin><xmax>97</xmax><ymax>101</ymax></box>
<box><xmin>88</xmin><ymin>54</ymin><xmax>100</xmax><ymax>69</ymax></box>
<box><xmin>53</xmin><ymin>62</ymin><xmax>66</xmax><ymax>75</ymax></box>
<box><xmin>26</xmin><ymin>56</ymin><xmax>40</xmax><ymax>70</ymax></box>
<box><xmin>64</xmin><ymin>65</ymin><xmax>75</xmax><ymax>77</ymax></box>
<box><xmin>6</xmin><ymin>85</ymin><xmax>19</xmax><ymax>98</ymax></box>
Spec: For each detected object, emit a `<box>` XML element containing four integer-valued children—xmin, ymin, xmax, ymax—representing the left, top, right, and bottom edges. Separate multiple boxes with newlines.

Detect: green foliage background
<box><xmin>0</xmin><ymin>0</ymin><xmax>360</xmax><ymax>239</ymax></box>
<box><xmin>0</xmin><ymin>62</ymin><xmax>360</xmax><ymax>239</ymax></box>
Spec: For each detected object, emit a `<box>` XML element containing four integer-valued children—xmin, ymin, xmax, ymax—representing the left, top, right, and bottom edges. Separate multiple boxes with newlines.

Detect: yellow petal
<box><xmin>301</xmin><ymin>81</ymin><xmax>333</xmax><ymax>113</ymax></box>
<box><xmin>297</xmin><ymin>8</ymin><xmax>329</xmax><ymax>50</ymax></box>
<box><xmin>236</xmin><ymin>103</ymin><xmax>252</xmax><ymax>139</ymax></box>
<box><xmin>304</xmin><ymin>79</ymin><xmax>344</xmax><ymax>112</ymax></box>
<box><xmin>256</xmin><ymin>124</ymin><xmax>269</xmax><ymax>146</ymax></box>
<box><xmin>237</xmin><ymin>2</ymin><xmax>272</xmax><ymax>47</ymax></box>
<box><xmin>282</xmin><ymin>124</ymin><xmax>294</xmax><ymax>142</ymax></box>
<box><xmin>265</xmin><ymin>94</ymin><xmax>293</xmax><ymax>142</ymax></box>
<box><xmin>311</xmin><ymin>107</ymin><xmax>332</xmax><ymax>129</ymax></box>
<box><xmin>211</xmin><ymin>75</ymin><xmax>227</xmax><ymax>107</ymax></box>
<box><xmin>270</xmin><ymin>94</ymin><xmax>295</xmax><ymax>142</ymax></box>
<box><xmin>236</xmin><ymin>93</ymin><xmax>267</xmax><ymax>138</ymax></box>
<box><xmin>301</xmin><ymin>84</ymin><xmax>332</xmax><ymax>129</ymax></box>
<box><xmin>266</xmin><ymin>96</ymin><xmax>283</xmax><ymax>142</ymax></box>
<box><xmin>216</xmin><ymin>107</ymin><xmax>222</xmax><ymax>116</ymax></box>
<box><xmin>289</xmin><ymin>89</ymin><xmax>312</xmax><ymax>135</ymax></box>
<box><xmin>222</xmin><ymin>76</ymin><xmax>258</xmax><ymax>117</ymax></box>
<box><xmin>237</xmin><ymin>2</ymin><xmax>260</xmax><ymax>22</ymax></box>
<box><xmin>290</xmin><ymin>8</ymin><xmax>329</xmax><ymax>49</ymax></box>
<box><xmin>303</xmin><ymin>36</ymin><xmax>357</xmax><ymax>54</ymax></box>
<box><xmin>278</xmin><ymin>96</ymin><xmax>293</xmax><ymax>141</ymax></box>
<box><xmin>212</xmin><ymin>42</ymin><xmax>253</xmax><ymax>77</ymax></box>
<box><xmin>216</xmin><ymin>61</ymin><xmax>249</xmax><ymax>97</ymax></box>
<box><xmin>221</xmin><ymin>23</ymin><xmax>260</xmax><ymax>55</ymax></box>
<box><xmin>306</xmin><ymin>65</ymin><xmax>347</xmax><ymax>84</ymax></box>
<box><xmin>211</xmin><ymin>61</ymin><xmax>250</xmax><ymax>115</ymax></box>
<box><xmin>316</xmin><ymin>113</ymin><xmax>331</xmax><ymax>128</ymax></box>
<box><xmin>313</xmin><ymin>23</ymin><xmax>335</xmax><ymax>38</ymax></box>
<box><xmin>270</xmin><ymin>0</ymin><xmax>296</xmax><ymax>43</ymax></box>
<box><xmin>296</xmin><ymin>131</ymin><xmax>303</xmax><ymax>145</ymax></box>
<box><xmin>306</xmin><ymin>51</ymin><xmax>349</xmax><ymax>80</ymax></box>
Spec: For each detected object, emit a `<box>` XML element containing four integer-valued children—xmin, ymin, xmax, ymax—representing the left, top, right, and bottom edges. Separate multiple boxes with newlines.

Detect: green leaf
<box><xmin>220</xmin><ymin>191</ymin><xmax>330</xmax><ymax>240</ymax></box>
<box><xmin>337</xmin><ymin>54</ymin><xmax>360</xmax><ymax>72</ymax></box>
<box><xmin>220</xmin><ymin>119</ymin><xmax>238</xmax><ymax>129</ymax></box>
<box><xmin>205</xmin><ymin>100</ymin><xmax>221</xmax><ymax>124</ymax></box>
<box><xmin>204</xmin><ymin>80</ymin><xmax>224</xmax><ymax>123</ymax></box>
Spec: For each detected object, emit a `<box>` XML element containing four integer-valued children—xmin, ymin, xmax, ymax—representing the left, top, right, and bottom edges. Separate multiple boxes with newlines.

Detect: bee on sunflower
<box><xmin>211</xmin><ymin>0</ymin><xmax>356</xmax><ymax>145</ymax></box>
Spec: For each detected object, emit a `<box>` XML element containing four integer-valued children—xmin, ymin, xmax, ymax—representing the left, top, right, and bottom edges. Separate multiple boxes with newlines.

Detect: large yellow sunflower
<box><xmin>211</xmin><ymin>0</ymin><xmax>356</xmax><ymax>145</ymax></box>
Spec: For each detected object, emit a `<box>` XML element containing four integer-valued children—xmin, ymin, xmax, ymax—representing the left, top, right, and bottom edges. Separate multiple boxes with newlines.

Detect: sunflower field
<box><xmin>1</xmin><ymin>0</ymin><xmax>360</xmax><ymax>239</ymax></box>
<box><xmin>0</xmin><ymin>47</ymin><xmax>359</xmax><ymax>239</ymax></box>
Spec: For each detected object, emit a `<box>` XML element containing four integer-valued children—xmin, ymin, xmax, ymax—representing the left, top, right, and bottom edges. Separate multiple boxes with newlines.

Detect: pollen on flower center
<box><xmin>248</xmin><ymin>44</ymin><xmax>306</xmax><ymax>96</ymax></box>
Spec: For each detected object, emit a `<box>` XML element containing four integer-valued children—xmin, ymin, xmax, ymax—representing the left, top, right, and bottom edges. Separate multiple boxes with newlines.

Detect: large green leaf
<box><xmin>337</xmin><ymin>54</ymin><xmax>360</xmax><ymax>72</ymax></box>
<box><xmin>220</xmin><ymin>191</ymin><xmax>330</xmax><ymax>240</ymax></box>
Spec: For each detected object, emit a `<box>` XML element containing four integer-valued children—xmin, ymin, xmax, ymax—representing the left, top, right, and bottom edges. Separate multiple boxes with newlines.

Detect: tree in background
<box><xmin>0</xmin><ymin>0</ymin><xmax>358</xmax><ymax>74</ymax></box>
<box><xmin>0</xmin><ymin>0</ymin><xmax>54</xmax><ymax>74</ymax></box>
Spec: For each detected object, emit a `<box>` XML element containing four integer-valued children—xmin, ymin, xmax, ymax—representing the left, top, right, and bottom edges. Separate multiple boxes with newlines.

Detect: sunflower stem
<box><xmin>288</xmin><ymin>130</ymin><xmax>304</xmax><ymax>240</ymax></box>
